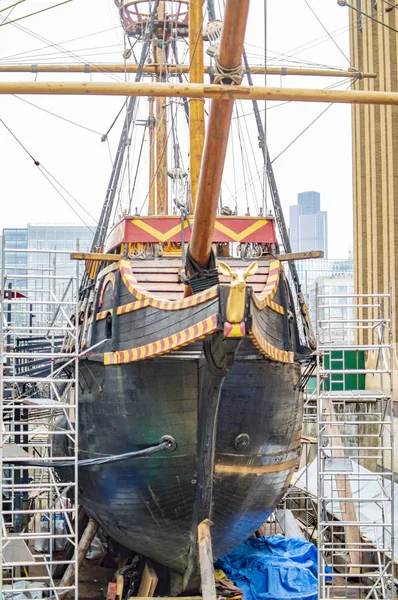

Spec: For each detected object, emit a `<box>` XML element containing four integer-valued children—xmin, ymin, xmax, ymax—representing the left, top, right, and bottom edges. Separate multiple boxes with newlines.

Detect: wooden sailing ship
<box><xmin>63</xmin><ymin>0</ymin><xmax>315</xmax><ymax>591</ymax></box>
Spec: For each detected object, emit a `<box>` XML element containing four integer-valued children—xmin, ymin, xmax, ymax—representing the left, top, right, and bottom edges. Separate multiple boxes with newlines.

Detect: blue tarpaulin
<box><xmin>216</xmin><ymin>535</ymin><xmax>320</xmax><ymax>600</ymax></box>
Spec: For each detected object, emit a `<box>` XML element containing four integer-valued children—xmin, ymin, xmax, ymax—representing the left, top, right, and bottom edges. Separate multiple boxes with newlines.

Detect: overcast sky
<box><xmin>0</xmin><ymin>0</ymin><xmax>354</xmax><ymax>258</ymax></box>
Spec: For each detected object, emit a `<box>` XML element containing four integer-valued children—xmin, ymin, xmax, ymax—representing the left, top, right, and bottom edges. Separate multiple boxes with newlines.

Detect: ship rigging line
<box><xmin>271</xmin><ymin>77</ymin><xmax>356</xmax><ymax>164</ymax></box>
<box><xmin>86</xmin><ymin>0</ymin><xmax>161</xmax><ymax>272</ymax></box>
<box><xmin>242</xmin><ymin>51</ymin><xmax>315</xmax><ymax>348</ymax></box>
<box><xmin>12</xmin><ymin>94</ymin><xmax>102</xmax><ymax>136</ymax></box>
<box><xmin>339</xmin><ymin>1</ymin><xmax>398</xmax><ymax>35</ymax></box>
<box><xmin>0</xmin><ymin>26</ymin><xmax>121</xmax><ymax>62</ymax></box>
<box><xmin>0</xmin><ymin>0</ymin><xmax>27</xmax><ymax>16</ymax></box>
<box><xmin>6</xmin><ymin>437</ymin><xmax>177</xmax><ymax>468</ymax></box>
<box><xmin>0</xmin><ymin>15</ymin><xmax>124</xmax><ymax>83</ymax></box>
<box><xmin>0</xmin><ymin>0</ymin><xmax>73</xmax><ymax>28</ymax></box>
<box><xmin>303</xmin><ymin>0</ymin><xmax>351</xmax><ymax>66</ymax></box>
<box><xmin>0</xmin><ymin>117</ymin><xmax>97</xmax><ymax>229</ymax></box>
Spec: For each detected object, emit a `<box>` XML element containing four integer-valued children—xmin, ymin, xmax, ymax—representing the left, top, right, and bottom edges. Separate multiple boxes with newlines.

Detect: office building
<box><xmin>289</xmin><ymin>191</ymin><xmax>328</xmax><ymax>258</ymax></box>
<box><xmin>308</xmin><ymin>273</ymin><xmax>354</xmax><ymax>344</ymax></box>
<box><xmin>1</xmin><ymin>224</ymin><xmax>94</xmax><ymax>326</ymax></box>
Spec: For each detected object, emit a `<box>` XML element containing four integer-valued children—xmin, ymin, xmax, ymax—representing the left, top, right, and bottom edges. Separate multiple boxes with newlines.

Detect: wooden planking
<box><xmin>129</xmin><ymin>258</ymin><xmax>270</xmax><ymax>268</ymax></box>
<box><xmin>134</xmin><ymin>273</ymin><xmax>268</xmax><ymax>283</ymax></box>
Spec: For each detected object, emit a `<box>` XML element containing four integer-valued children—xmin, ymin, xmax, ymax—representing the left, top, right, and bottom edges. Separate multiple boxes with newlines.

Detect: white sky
<box><xmin>0</xmin><ymin>0</ymin><xmax>354</xmax><ymax>258</ymax></box>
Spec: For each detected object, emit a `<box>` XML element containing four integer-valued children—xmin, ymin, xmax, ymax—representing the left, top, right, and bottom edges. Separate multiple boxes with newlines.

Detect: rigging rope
<box><xmin>0</xmin><ymin>26</ymin><xmax>121</xmax><ymax>62</ymax></box>
<box><xmin>0</xmin><ymin>1</ymin><xmax>73</xmax><ymax>28</ymax></box>
<box><xmin>303</xmin><ymin>0</ymin><xmax>351</xmax><ymax>66</ymax></box>
<box><xmin>7</xmin><ymin>436</ymin><xmax>178</xmax><ymax>468</ymax></box>
<box><xmin>13</xmin><ymin>95</ymin><xmax>102</xmax><ymax>136</ymax></box>
<box><xmin>0</xmin><ymin>117</ymin><xmax>97</xmax><ymax>230</ymax></box>
<box><xmin>87</xmin><ymin>0</ymin><xmax>161</xmax><ymax>265</ymax></box>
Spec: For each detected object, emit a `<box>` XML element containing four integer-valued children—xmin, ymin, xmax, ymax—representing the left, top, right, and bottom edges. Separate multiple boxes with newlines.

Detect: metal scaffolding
<box><xmin>1</xmin><ymin>246</ymin><xmax>79</xmax><ymax>599</ymax></box>
<box><xmin>316</xmin><ymin>288</ymin><xmax>394</xmax><ymax>599</ymax></box>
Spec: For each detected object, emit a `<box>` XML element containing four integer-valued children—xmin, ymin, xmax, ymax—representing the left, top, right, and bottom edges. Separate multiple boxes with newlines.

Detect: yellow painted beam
<box><xmin>276</xmin><ymin>250</ymin><xmax>324</xmax><ymax>261</ymax></box>
<box><xmin>70</xmin><ymin>252</ymin><xmax>122</xmax><ymax>261</ymax></box>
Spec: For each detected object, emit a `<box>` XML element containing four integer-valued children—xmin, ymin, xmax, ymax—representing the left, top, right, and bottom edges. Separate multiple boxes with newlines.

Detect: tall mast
<box><xmin>155</xmin><ymin>2</ymin><xmax>168</xmax><ymax>215</ymax></box>
<box><xmin>189</xmin><ymin>0</ymin><xmax>250</xmax><ymax>269</ymax></box>
<box><xmin>189</xmin><ymin>0</ymin><xmax>205</xmax><ymax>212</ymax></box>
<box><xmin>148</xmin><ymin>96</ymin><xmax>155</xmax><ymax>215</ymax></box>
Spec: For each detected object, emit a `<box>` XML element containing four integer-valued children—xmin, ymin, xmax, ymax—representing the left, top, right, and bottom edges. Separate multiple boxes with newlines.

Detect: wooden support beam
<box><xmin>58</xmin><ymin>517</ymin><xmax>98</xmax><ymax>598</ymax></box>
<box><xmin>198</xmin><ymin>520</ymin><xmax>217</xmax><ymax>600</ymax></box>
<box><xmin>70</xmin><ymin>252</ymin><xmax>122</xmax><ymax>261</ymax></box>
<box><xmin>136</xmin><ymin>561</ymin><xmax>158</xmax><ymax>598</ymax></box>
<box><xmin>276</xmin><ymin>250</ymin><xmax>324</xmax><ymax>261</ymax></box>
<box><xmin>324</xmin><ymin>398</ymin><xmax>362</xmax><ymax>575</ymax></box>
<box><xmin>0</xmin><ymin>63</ymin><xmax>377</xmax><ymax>78</ymax></box>
<box><xmin>2</xmin><ymin>82</ymin><xmax>398</xmax><ymax>105</ymax></box>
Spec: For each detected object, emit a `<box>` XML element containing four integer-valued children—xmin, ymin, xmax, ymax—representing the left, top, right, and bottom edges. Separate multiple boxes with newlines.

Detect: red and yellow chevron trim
<box><xmin>104</xmin><ymin>314</ymin><xmax>219</xmax><ymax>365</ymax></box>
<box><xmin>96</xmin><ymin>308</ymin><xmax>113</xmax><ymax>321</ymax></box>
<box><xmin>105</xmin><ymin>216</ymin><xmax>278</xmax><ymax>251</ymax></box>
<box><xmin>252</xmin><ymin>260</ymin><xmax>284</xmax><ymax>312</ymax></box>
<box><xmin>117</xmin><ymin>298</ymin><xmax>150</xmax><ymax>314</ymax></box>
<box><xmin>119</xmin><ymin>259</ymin><xmax>218</xmax><ymax>310</ymax></box>
<box><xmin>268</xmin><ymin>299</ymin><xmax>285</xmax><ymax>315</ymax></box>
<box><xmin>99</xmin><ymin>272</ymin><xmax>116</xmax><ymax>307</ymax></box>
<box><xmin>249</xmin><ymin>321</ymin><xmax>294</xmax><ymax>364</ymax></box>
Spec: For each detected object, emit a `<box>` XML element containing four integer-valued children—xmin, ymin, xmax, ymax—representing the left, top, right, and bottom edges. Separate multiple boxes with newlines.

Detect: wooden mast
<box><xmin>189</xmin><ymin>0</ymin><xmax>251</xmax><ymax>268</ymax></box>
<box><xmin>148</xmin><ymin>96</ymin><xmax>155</xmax><ymax>215</ymax></box>
<box><xmin>189</xmin><ymin>0</ymin><xmax>205</xmax><ymax>212</ymax></box>
<box><xmin>155</xmin><ymin>2</ymin><xmax>168</xmax><ymax>215</ymax></box>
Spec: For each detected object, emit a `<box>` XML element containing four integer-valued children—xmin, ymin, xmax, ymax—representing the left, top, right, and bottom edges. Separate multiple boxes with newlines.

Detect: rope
<box><xmin>6</xmin><ymin>436</ymin><xmax>178</xmax><ymax>468</ymax></box>
<box><xmin>183</xmin><ymin>248</ymin><xmax>219</xmax><ymax>294</ymax></box>
<box><xmin>0</xmin><ymin>1</ymin><xmax>73</xmax><ymax>28</ymax></box>
<box><xmin>213</xmin><ymin>57</ymin><xmax>244</xmax><ymax>85</ymax></box>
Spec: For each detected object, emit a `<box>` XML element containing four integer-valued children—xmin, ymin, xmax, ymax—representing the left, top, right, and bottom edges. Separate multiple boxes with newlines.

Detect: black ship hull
<box><xmin>67</xmin><ymin>255</ymin><xmax>309</xmax><ymax>586</ymax></box>
<box><xmin>78</xmin><ymin>349</ymin><xmax>303</xmax><ymax>574</ymax></box>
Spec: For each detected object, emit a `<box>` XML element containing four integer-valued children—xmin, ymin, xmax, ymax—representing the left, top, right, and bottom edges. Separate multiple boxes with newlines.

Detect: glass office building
<box><xmin>1</xmin><ymin>224</ymin><xmax>94</xmax><ymax>327</ymax></box>
<box><xmin>289</xmin><ymin>191</ymin><xmax>328</xmax><ymax>258</ymax></box>
<box><xmin>2</xmin><ymin>228</ymin><xmax>28</xmax><ymax>294</ymax></box>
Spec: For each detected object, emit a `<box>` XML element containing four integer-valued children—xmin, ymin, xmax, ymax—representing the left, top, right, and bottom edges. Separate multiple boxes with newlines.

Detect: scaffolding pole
<box><xmin>316</xmin><ymin>286</ymin><xmax>394</xmax><ymax>600</ymax></box>
<box><xmin>1</xmin><ymin>244</ymin><xmax>80</xmax><ymax>599</ymax></box>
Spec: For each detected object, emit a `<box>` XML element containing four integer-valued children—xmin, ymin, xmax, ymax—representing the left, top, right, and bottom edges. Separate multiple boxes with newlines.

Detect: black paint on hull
<box><xmin>77</xmin><ymin>351</ymin><xmax>303</xmax><ymax>575</ymax></box>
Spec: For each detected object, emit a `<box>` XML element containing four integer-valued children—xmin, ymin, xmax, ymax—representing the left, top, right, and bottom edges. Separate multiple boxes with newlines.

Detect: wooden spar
<box><xmin>58</xmin><ymin>517</ymin><xmax>98</xmax><ymax>598</ymax></box>
<box><xmin>155</xmin><ymin>2</ymin><xmax>168</xmax><ymax>215</ymax></box>
<box><xmin>148</xmin><ymin>96</ymin><xmax>155</xmax><ymax>215</ymax></box>
<box><xmin>189</xmin><ymin>0</ymin><xmax>205</xmax><ymax>212</ymax></box>
<box><xmin>156</xmin><ymin>96</ymin><xmax>168</xmax><ymax>214</ymax></box>
<box><xmin>189</xmin><ymin>0</ymin><xmax>251</xmax><ymax>268</ymax></box>
<box><xmin>275</xmin><ymin>250</ymin><xmax>324</xmax><ymax>261</ymax></box>
<box><xmin>4</xmin><ymin>81</ymin><xmax>398</xmax><ymax>105</ymax></box>
<box><xmin>198</xmin><ymin>520</ymin><xmax>217</xmax><ymax>600</ymax></box>
<box><xmin>0</xmin><ymin>63</ymin><xmax>377</xmax><ymax>78</ymax></box>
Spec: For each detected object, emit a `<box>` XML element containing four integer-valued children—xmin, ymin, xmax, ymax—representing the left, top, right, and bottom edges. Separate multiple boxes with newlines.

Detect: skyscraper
<box><xmin>289</xmin><ymin>191</ymin><xmax>328</xmax><ymax>258</ymax></box>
